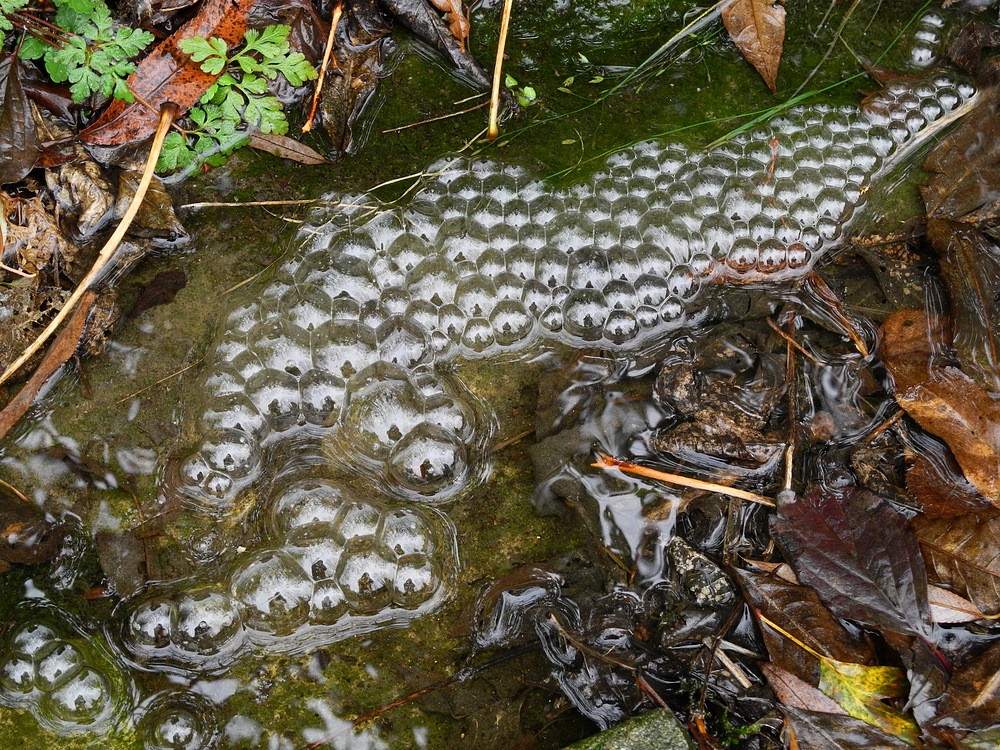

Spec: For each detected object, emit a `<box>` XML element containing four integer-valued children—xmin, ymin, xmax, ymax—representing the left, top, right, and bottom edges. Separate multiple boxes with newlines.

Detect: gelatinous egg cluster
<box><xmin>114</xmin><ymin>479</ymin><xmax>454</xmax><ymax>674</ymax></box>
<box><xmin>0</xmin><ymin>616</ymin><xmax>126</xmax><ymax>736</ymax></box>
<box><xmin>169</xmin><ymin>68</ymin><xmax>975</xmax><ymax>514</ymax></box>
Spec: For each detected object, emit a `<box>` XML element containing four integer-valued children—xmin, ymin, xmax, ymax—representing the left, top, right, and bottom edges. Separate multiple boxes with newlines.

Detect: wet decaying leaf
<box><xmin>426</xmin><ymin>0</ymin><xmax>469</xmax><ymax>51</ymax></box>
<box><xmin>128</xmin><ymin>270</ymin><xmax>188</xmax><ymax>317</ymax></box>
<box><xmin>380</xmin><ymin>0</ymin><xmax>493</xmax><ymax>91</ymax></box>
<box><xmin>722</xmin><ymin>0</ymin><xmax>786</xmax><ymax>93</ymax></box>
<box><xmin>115</xmin><ymin>169</ymin><xmax>189</xmax><ymax>246</ymax></box>
<box><xmin>761</xmin><ymin>663</ymin><xmax>845</xmax><ymax>715</ymax></box>
<box><xmin>880</xmin><ymin>310</ymin><xmax>1000</xmax><ymax>505</ymax></box>
<box><xmin>915</xmin><ymin>510</ymin><xmax>1000</xmax><ymax>615</ymax></box>
<box><xmin>79</xmin><ymin>0</ymin><xmax>257</xmax><ymax>146</ymax></box>
<box><xmin>248</xmin><ymin>132</ymin><xmax>332</xmax><ymax>164</ymax></box>
<box><xmin>0</xmin><ymin>487</ymin><xmax>65</xmax><ymax>569</ymax></box>
<box><xmin>45</xmin><ymin>150</ymin><xmax>116</xmax><ymax>243</ymax></box>
<box><xmin>781</xmin><ymin>706</ymin><xmax>911</xmax><ymax>750</ymax></box>
<box><xmin>316</xmin><ymin>0</ymin><xmax>393</xmax><ymax>158</ymax></box>
<box><xmin>921</xmin><ymin>76</ymin><xmax>997</xmax><ymax>224</ymax></box>
<box><xmin>947</xmin><ymin>20</ymin><xmax>1000</xmax><ymax>75</ymax></box>
<box><xmin>736</xmin><ymin>568</ymin><xmax>875</xmax><ymax>684</ymax></box>
<box><xmin>0</xmin><ymin>192</ymin><xmax>78</xmax><ymax>276</ymax></box>
<box><xmin>934</xmin><ymin>640</ymin><xmax>1000</xmax><ymax>733</ymax></box>
<box><xmin>904</xmin><ymin>433</ymin><xmax>992</xmax><ymax>519</ymax></box>
<box><xmin>927</xmin><ymin>583</ymin><xmax>994</xmax><ymax>624</ymax></box>
<box><xmin>771</xmin><ymin>485</ymin><xmax>932</xmax><ymax>639</ymax></box>
<box><xmin>0</xmin><ymin>54</ymin><xmax>40</xmax><ymax>186</ymax></box>
<box><xmin>817</xmin><ymin>659</ymin><xmax>917</xmax><ymax>745</ymax></box>
<box><xmin>925</xmin><ymin>219</ymin><xmax>1000</xmax><ymax>393</ymax></box>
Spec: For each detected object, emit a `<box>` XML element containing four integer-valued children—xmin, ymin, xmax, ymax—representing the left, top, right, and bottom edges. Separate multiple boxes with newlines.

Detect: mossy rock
<box><xmin>562</xmin><ymin>709</ymin><xmax>695</xmax><ymax>750</ymax></box>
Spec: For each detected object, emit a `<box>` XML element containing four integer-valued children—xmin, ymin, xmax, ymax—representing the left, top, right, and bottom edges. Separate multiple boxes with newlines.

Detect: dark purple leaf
<box><xmin>771</xmin><ymin>485</ymin><xmax>932</xmax><ymax>639</ymax></box>
<box><xmin>0</xmin><ymin>54</ymin><xmax>40</xmax><ymax>185</ymax></box>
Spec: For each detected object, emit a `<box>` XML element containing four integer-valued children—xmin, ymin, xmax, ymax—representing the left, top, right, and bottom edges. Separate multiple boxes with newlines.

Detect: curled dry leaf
<box><xmin>914</xmin><ymin>510</ymin><xmax>1000</xmax><ymax>615</ymax></box>
<box><xmin>880</xmin><ymin>310</ymin><xmax>1000</xmax><ymax>506</ymax></box>
<box><xmin>427</xmin><ymin>0</ymin><xmax>469</xmax><ymax>51</ymax></box>
<box><xmin>722</xmin><ymin>0</ymin><xmax>786</xmax><ymax>93</ymax></box>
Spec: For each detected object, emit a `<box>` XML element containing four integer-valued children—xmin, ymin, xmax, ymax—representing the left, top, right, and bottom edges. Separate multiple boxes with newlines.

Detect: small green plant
<box><xmin>0</xmin><ymin>0</ymin><xmax>28</xmax><ymax>46</ymax></box>
<box><xmin>156</xmin><ymin>25</ymin><xmax>317</xmax><ymax>173</ymax></box>
<box><xmin>16</xmin><ymin>0</ymin><xmax>153</xmax><ymax>102</ymax></box>
<box><xmin>504</xmin><ymin>73</ymin><xmax>537</xmax><ymax>108</ymax></box>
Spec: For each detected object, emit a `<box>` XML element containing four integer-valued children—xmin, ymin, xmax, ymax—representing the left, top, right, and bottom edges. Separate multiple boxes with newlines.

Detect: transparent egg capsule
<box><xmin>299</xmin><ymin>369</ymin><xmax>346</xmax><ymax>427</ymax></box>
<box><xmin>35</xmin><ymin>642</ymin><xmax>84</xmax><ymax>691</ymax></box>
<box><xmin>773</xmin><ymin>218</ymin><xmax>802</xmax><ymax>246</ymax></box>
<box><xmin>336</xmin><ymin>542</ymin><xmax>396</xmax><ymax>616</ymax></box>
<box><xmin>389</xmin><ymin>231</ymin><xmax>434</xmax><ymax>273</ymax></box>
<box><xmin>245</xmin><ymin>369</ymin><xmax>301</xmax><ymax>431</ymax></box>
<box><xmin>312</xmin><ymin>319</ymin><xmax>378</xmax><ymax>379</ymax></box>
<box><xmin>387</xmin><ymin>422</ymin><xmax>468</xmax><ymax>499</ymax></box>
<box><xmin>490</xmin><ymin>299</ymin><xmax>535</xmax><ymax>347</ymax></box>
<box><xmin>748</xmin><ymin>215</ymin><xmax>776</xmax><ymax>243</ymax></box>
<box><xmin>529</xmin><ymin>193</ymin><xmax>565</xmax><ymax>223</ymax></box>
<box><xmin>756</xmin><ymin>239</ymin><xmax>787</xmax><ymax>274</ymax></box>
<box><xmin>438</xmin><ymin>303</ymin><xmax>468</xmax><ymax>343</ymax></box>
<box><xmin>454</xmin><ymin>275</ymin><xmax>498</xmax><ymax>317</ymax></box>
<box><xmin>547</xmin><ymin>211</ymin><xmax>594</xmax><ymax>252</ymax></box>
<box><xmin>610</xmin><ymin>195</ymin><xmax>647</xmax><ymax>227</ymax></box>
<box><xmin>786</xmin><ymin>242</ymin><xmax>811</xmax><ymax>269</ymax></box>
<box><xmin>521</xmin><ymin>279</ymin><xmax>552</xmax><ymax>316</ymax></box>
<box><xmin>919</xmin><ymin>98</ymin><xmax>943</xmax><ymax>122</ymax></box>
<box><xmin>232</xmin><ymin>551</ymin><xmax>313</xmax><ymax>636</ymax></box>
<box><xmin>404</xmin><ymin>300</ymin><xmax>439</xmax><ymax>335</ymax></box>
<box><xmin>199</xmin><ymin>429</ymin><xmax>260</xmax><ymax>479</ymax></box>
<box><xmin>40</xmin><ymin>667</ymin><xmax>112</xmax><ymax>726</ymax></box>
<box><xmin>476</xmin><ymin>247</ymin><xmax>507</xmax><ymax>278</ymax></box>
<box><xmin>562</xmin><ymin>289</ymin><xmax>610</xmax><ymax>340</ymax></box>
<box><xmin>578</xmin><ymin>194</ymin><xmax>612</xmax><ymax>224</ymax></box>
<box><xmin>659</xmin><ymin>297</ymin><xmax>685</xmax><ymax>324</ymax></box>
<box><xmin>393</xmin><ymin>555</ymin><xmax>439</xmax><ymax>609</ymax></box>
<box><xmin>127</xmin><ymin>598</ymin><xmax>177</xmax><ymax>651</ymax></box>
<box><xmin>138</xmin><ymin>693</ymin><xmax>216</xmax><ymax>750</ymax></box>
<box><xmin>815</xmin><ymin>187</ymin><xmax>848</xmax><ymax>220</ymax></box>
<box><xmin>633</xmin><ymin>273</ymin><xmax>670</xmax><ymax>308</ymax></box>
<box><xmin>602</xmin><ymin>310</ymin><xmax>640</xmax><ymax>345</ymax></box>
<box><xmin>376</xmin><ymin>317</ymin><xmax>432</xmax><ymax>368</ymax></box>
<box><xmin>539</xmin><ymin>304</ymin><xmax>564</xmax><ymax>333</ymax></box>
<box><xmin>270</xmin><ymin>480</ymin><xmax>345</xmax><ymax>533</ymax></box>
<box><xmin>904</xmin><ymin>110</ymin><xmax>927</xmax><ymax>134</ymax></box>
<box><xmin>603</xmin><ymin>279</ymin><xmax>638</xmax><ymax>311</ymax></box>
<box><xmin>910</xmin><ymin>46</ymin><xmax>935</xmax><ymax>68</ymax></box>
<box><xmin>173</xmin><ymin>590</ymin><xmax>241</xmax><ymax>657</ymax></box>
<box><xmin>461</xmin><ymin>317</ymin><xmax>496</xmax><ymax>352</ymax></box>
<box><xmin>202</xmin><ymin>392</ymin><xmax>266</xmax><ymax>437</ymax></box>
<box><xmin>535</xmin><ymin>246</ymin><xmax>570</xmax><ymax>288</ymax></box>
<box><xmin>667</xmin><ymin>266</ymin><xmax>700</xmax><ymax>301</ymax></box>
<box><xmin>378</xmin><ymin>286</ymin><xmax>412</xmax><ymax>316</ymax></box>
<box><xmin>726</xmin><ymin>238</ymin><xmax>758</xmax><ymax>273</ymax></box>
<box><xmin>568</xmin><ymin>246</ymin><xmax>612</xmax><ymax>290</ymax></box>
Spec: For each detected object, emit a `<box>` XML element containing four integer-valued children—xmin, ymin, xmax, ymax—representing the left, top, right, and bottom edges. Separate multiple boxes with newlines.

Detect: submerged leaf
<box><xmin>915</xmin><ymin>510</ymin><xmax>1000</xmax><ymax>615</ymax></box>
<box><xmin>926</xmin><ymin>219</ymin><xmax>1000</xmax><ymax>393</ymax></box>
<box><xmin>722</xmin><ymin>0</ymin><xmax>786</xmax><ymax>93</ymax></box>
<box><xmin>880</xmin><ymin>310</ymin><xmax>1000</xmax><ymax>505</ymax></box>
<box><xmin>762</xmin><ymin>663</ymin><xmax>845</xmax><ymax>715</ymax></box>
<box><xmin>771</xmin><ymin>486</ymin><xmax>932</xmax><ymax>639</ymax></box>
<box><xmin>781</xmin><ymin>707</ymin><xmax>911</xmax><ymax>749</ymax></box>
<box><xmin>934</xmin><ymin>640</ymin><xmax>1000</xmax><ymax>733</ymax></box>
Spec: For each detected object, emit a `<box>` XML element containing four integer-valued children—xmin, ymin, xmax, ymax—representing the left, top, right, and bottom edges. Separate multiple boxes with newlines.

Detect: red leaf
<box><xmin>79</xmin><ymin>0</ymin><xmax>256</xmax><ymax>146</ymax></box>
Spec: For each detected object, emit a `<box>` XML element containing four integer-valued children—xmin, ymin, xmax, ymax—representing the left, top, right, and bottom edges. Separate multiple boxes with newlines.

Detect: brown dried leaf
<box><xmin>934</xmin><ymin>640</ymin><xmax>1000</xmax><ymax>732</ymax></box>
<box><xmin>928</xmin><ymin>583</ymin><xmax>995</xmax><ymax>623</ymax></box>
<box><xmin>915</xmin><ymin>510</ymin><xmax>1000</xmax><ymax>615</ymax></box>
<box><xmin>722</xmin><ymin>0</ymin><xmax>786</xmax><ymax>93</ymax></box>
<box><xmin>904</xmin><ymin>437</ymin><xmax>991</xmax><ymax>519</ymax></box>
<box><xmin>248</xmin><ymin>132</ymin><xmax>331</xmax><ymax>165</ymax></box>
<box><xmin>880</xmin><ymin>310</ymin><xmax>1000</xmax><ymax>505</ymax></box>
<box><xmin>427</xmin><ymin>0</ymin><xmax>469</xmax><ymax>51</ymax></box>
<box><xmin>79</xmin><ymin>0</ymin><xmax>256</xmax><ymax>146</ymax></box>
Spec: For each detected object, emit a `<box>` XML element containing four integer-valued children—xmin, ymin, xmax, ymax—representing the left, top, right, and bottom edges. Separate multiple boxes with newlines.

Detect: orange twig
<box><xmin>303</xmin><ymin>0</ymin><xmax>343</xmax><ymax>134</ymax></box>
<box><xmin>591</xmin><ymin>452</ymin><xmax>775</xmax><ymax>508</ymax></box>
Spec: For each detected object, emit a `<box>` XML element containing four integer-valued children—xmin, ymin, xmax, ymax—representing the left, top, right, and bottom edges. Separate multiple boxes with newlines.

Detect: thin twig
<box><xmin>180</xmin><ymin>199</ymin><xmax>317</xmax><ymax>210</ymax></box>
<box><xmin>114</xmin><ymin>358</ymin><xmax>205</xmax><ymax>404</ymax></box>
<box><xmin>382</xmin><ymin>100</ymin><xmax>489</xmax><ymax>134</ymax></box>
<box><xmin>0</xmin><ymin>477</ymin><xmax>30</xmax><ymax>504</ymax></box>
<box><xmin>766</xmin><ymin>317</ymin><xmax>819</xmax><ymax>365</ymax></box>
<box><xmin>303</xmin><ymin>0</ymin><xmax>343</xmax><ymax>133</ymax></box>
<box><xmin>0</xmin><ymin>261</ymin><xmax>35</xmax><ymax>278</ymax></box>
<box><xmin>591</xmin><ymin>452</ymin><xmax>775</xmax><ymax>508</ymax></box>
<box><xmin>486</xmin><ymin>0</ymin><xmax>514</xmax><ymax>139</ymax></box>
<box><xmin>492</xmin><ymin>427</ymin><xmax>534</xmax><ymax>453</ymax></box>
<box><xmin>0</xmin><ymin>104</ymin><xmax>177</xmax><ymax>388</ymax></box>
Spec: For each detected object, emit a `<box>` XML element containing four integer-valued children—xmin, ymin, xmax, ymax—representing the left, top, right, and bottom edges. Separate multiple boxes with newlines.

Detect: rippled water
<box><xmin>0</xmin><ymin>8</ymin><xmax>979</xmax><ymax>747</ymax></box>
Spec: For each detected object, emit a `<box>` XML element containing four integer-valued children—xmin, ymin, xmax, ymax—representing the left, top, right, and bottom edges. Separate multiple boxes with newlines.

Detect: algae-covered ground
<box><xmin>0</xmin><ymin>0</ymin><xmax>972</xmax><ymax>746</ymax></box>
